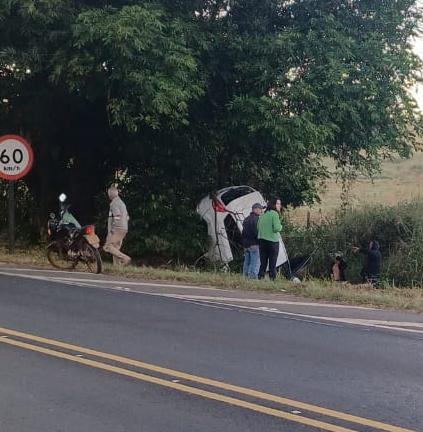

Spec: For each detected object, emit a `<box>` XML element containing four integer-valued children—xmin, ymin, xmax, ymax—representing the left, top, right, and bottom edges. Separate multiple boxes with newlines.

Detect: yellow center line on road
<box><xmin>0</xmin><ymin>336</ymin><xmax>356</xmax><ymax>432</ymax></box>
<box><xmin>0</xmin><ymin>326</ymin><xmax>415</xmax><ymax>432</ymax></box>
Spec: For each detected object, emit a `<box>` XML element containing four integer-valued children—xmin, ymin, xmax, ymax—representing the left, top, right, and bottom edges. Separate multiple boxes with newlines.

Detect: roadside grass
<box><xmin>109</xmin><ymin>264</ymin><xmax>423</xmax><ymax>312</ymax></box>
<box><xmin>1</xmin><ymin>247</ymin><xmax>423</xmax><ymax>313</ymax></box>
<box><xmin>0</xmin><ymin>247</ymin><xmax>48</xmax><ymax>268</ymax></box>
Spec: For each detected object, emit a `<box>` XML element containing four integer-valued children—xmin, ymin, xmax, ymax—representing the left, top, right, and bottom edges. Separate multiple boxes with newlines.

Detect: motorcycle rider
<box><xmin>103</xmin><ymin>184</ymin><xmax>131</xmax><ymax>266</ymax></box>
<box><xmin>60</xmin><ymin>198</ymin><xmax>81</xmax><ymax>229</ymax></box>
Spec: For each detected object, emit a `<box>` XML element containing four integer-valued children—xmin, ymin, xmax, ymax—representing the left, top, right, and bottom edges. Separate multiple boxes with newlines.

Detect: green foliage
<box><xmin>1</xmin><ymin>0</ymin><xmax>423</xmax><ymax>268</ymax></box>
<box><xmin>284</xmin><ymin>199</ymin><xmax>423</xmax><ymax>287</ymax></box>
<box><xmin>290</xmin><ymin>0</ymin><xmax>423</xmax><ymax>176</ymax></box>
<box><xmin>121</xmin><ymin>191</ymin><xmax>208</xmax><ymax>263</ymax></box>
<box><xmin>0</xmin><ymin>0</ymin><xmax>203</xmax><ymax>226</ymax></box>
<box><xmin>0</xmin><ymin>181</ymin><xmax>39</xmax><ymax>243</ymax></box>
<box><xmin>58</xmin><ymin>5</ymin><xmax>204</xmax><ymax>131</ymax></box>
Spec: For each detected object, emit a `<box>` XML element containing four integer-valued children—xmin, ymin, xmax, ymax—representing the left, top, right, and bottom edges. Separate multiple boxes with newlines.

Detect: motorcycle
<box><xmin>47</xmin><ymin>193</ymin><xmax>102</xmax><ymax>274</ymax></box>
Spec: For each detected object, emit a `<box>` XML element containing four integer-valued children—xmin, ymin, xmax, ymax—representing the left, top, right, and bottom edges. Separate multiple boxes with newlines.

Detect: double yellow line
<box><xmin>0</xmin><ymin>326</ymin><xmax>414</xmax><ymax>432</ymax></box>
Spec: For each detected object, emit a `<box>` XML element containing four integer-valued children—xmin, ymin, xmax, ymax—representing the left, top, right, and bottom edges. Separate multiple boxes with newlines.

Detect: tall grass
<box><xmin>284</xmin><ymin>199</ymin><xmax>423</xmax><ymax>287</ymax></box>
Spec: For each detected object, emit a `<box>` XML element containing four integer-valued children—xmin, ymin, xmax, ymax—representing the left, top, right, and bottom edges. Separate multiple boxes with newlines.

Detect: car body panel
<box><xmin>197</xmin><ymin>186</ymin><xmax>288</xmax><ymax>266</ymax></box>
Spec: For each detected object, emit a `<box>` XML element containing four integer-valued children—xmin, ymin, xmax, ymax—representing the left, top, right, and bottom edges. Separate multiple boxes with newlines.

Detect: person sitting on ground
<box><xmin>242</xmin><ymin>203</ymin><xmax>263</xmax><ymax>279</ymax></box>
<box><xmin>352</xmin><ymin>240</ymin><xmax>382</xmax><ymax>287</ymax></box>
<box><xmin>329</xmin><ymin>252</ymin><xmax>347</xmax><ymax>282</ymax></box>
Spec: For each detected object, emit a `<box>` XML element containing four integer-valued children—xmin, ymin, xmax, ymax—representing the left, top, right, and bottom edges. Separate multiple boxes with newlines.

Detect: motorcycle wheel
<box><xmin>47</xmin><ymin>242</ymin><xmax>77</xmax><ymax>270</ymax></box>
<box><xmin>80</xmin><ymin>243</ymin><xmax>103</xmax><ymax>274</ymax></box>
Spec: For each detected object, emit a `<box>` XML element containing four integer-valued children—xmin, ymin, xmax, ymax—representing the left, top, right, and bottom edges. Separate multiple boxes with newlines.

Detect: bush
<box><xmin>3</xmin><ymin>174</ymin><xmax>423</xmax><ymax>289</ymax></box>
<box><xmin>0</xmin><ymin>181</ymin><xmax>40</xmax><ymax>244</ymax></box>
<box><xmin>284</xmin><ymin>199</ymin><xmax>423</xmax><ymax>287</ymax></box>
<box><xmin>122</xmin><ymin>193</ymin><xmax>209</xmax><ymax>265</ymax></box>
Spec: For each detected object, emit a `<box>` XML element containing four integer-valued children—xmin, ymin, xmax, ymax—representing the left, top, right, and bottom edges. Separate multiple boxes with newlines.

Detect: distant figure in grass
<box><xmin>258</xmin><ymin>198</ymin><xmax>282</xmax><ymax>281</ymax></box>
<box><xmin>329</xmin><ymin>252</ymin><xmax>347</xmax><ymax>282</ymax></box>
<box><xmin>352</xmin><ymin>240</ymin><xmax>382</xmax><ymax>287</ymax></box>
<box><xmin>242</xmin><ymin>203</ymin><xmax>263</xmax><ymax>279</ymax></box>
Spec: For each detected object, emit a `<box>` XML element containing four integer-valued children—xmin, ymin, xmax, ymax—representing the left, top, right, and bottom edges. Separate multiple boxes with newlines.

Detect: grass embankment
<box><xmin>1</xmin><ymin>247</ymin><xmax>423</xmax><ymax>313</ymax></box>
<box><xmin>292</xmin><ymin>152</ymin><xmax>423</xmax><ymax>224</ymax></box>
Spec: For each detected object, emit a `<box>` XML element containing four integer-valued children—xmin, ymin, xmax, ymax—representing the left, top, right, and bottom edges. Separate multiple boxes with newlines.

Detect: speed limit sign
<box><xmin>0</xmin><ymin>134</ymin><xmax>34</xmax><ymax>181</ymax></box>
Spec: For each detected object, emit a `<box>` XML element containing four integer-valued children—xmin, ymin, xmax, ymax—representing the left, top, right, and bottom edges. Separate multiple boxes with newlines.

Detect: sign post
<box><xmin>8</xmin><ymin>181</ymin><xmax>15</xmax><ymax>253</ymax></box>
<box><xmin>0</xmin><ymin>135</ymin><xmax>34</xmax><ymax>253</ymax></box>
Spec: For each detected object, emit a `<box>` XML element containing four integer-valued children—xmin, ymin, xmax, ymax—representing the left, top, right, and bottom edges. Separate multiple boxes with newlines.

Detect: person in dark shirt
<box><xmin>352</xmin><ymin>240</ymin><xmax>382</xmax><ymax>287</ymax></box>
<box><xmin>242</xmin><ymin>203</ymin><xmax>263</xmax><ymax>279</ymax></box>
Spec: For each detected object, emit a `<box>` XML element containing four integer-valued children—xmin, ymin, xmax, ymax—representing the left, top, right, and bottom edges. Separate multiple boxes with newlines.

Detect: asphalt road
<box><xmin>0</xmin><ymin>272</ymin><xmax>422</xmax><ymax>432</ymax></box>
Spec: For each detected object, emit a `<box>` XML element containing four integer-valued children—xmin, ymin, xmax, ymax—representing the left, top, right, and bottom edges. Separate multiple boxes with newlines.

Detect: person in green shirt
<box><xmin>257</xmin><ymin>198</ymin><xmax>282</xmax><ymax>280</ymax></box>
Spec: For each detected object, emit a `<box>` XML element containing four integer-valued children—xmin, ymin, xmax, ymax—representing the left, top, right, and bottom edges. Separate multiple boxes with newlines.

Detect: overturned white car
<box><xmin>196</xmin><ymin>186</ymin><xmax>288</xmax><ymax>266</ymax></box>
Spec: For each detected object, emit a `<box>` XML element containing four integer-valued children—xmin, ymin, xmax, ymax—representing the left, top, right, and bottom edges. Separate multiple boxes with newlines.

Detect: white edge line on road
<box><xmin>0</xmin><ymin>268</ymin><xmax>377</xmax><ymax>310</ymax></box>
<box><xmin>2</xmin><ymin>270</ymin><xmax>423</xmax><ymax>335</ymax></box>
<box><xmin>57</xmin><ymin>278</ymin><xmax>423</xmax><ymax>335</ymax></box>
<box><xmin>101</xmin><ymin>288</ymin><xmax>423</xmax><ymax>335</ymax></box>
<box><xmin>181</xmin><ymin>299</ymin><xmax>423</xmax><ymax>335</ymax></box>
<box><xmin>0</xmin><ymin>268</ymin><xmax>227</xmax><ymax>292</ymax></box>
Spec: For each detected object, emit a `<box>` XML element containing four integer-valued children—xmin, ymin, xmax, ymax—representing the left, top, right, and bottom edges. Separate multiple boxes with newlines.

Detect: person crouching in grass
<box><xmin>352</xmin><ymin>240</ymin><xmax>382</xmax><ymax>287</ymax></box>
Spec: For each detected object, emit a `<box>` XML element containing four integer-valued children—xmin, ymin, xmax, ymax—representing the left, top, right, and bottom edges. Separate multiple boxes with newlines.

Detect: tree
<box><xmin>0</xmin><ymin>0</ymin><xmax>203</xmax><ymax>230</ymax></box>
<box><xmin>126</xmin><ymin>0</ymin><xmax>422</xmax><ymax>203</ymax></box>
<box><xmin>1</xmin><ymin>0</ymin><xmax>422</xmax><ymax>260</ymax></box>
<box><xmin>288</xmin><ymin>0</ymin><xmax>423</xmax><ymax>174</ymax></box>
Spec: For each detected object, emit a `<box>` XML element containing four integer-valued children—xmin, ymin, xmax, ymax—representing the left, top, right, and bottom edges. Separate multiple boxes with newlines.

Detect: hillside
<box><xmin>291</xmin><ymin>152</ymin><xmax>423</xmax><ymax>224</ymax></box>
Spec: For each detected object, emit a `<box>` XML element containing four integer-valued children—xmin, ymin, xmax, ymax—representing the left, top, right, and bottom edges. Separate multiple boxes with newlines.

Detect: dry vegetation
<box><xmin>291</xmin><ymin>152</ymin><xmax>423</xmax><ymax>224</ymax></box>
<box><xmin>1</xmin><ymin>247</ymin><xmax>423</xmax><ymax>312</ymax></box>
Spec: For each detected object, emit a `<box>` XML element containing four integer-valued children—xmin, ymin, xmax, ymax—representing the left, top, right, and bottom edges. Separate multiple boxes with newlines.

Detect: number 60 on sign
<box><xmin>0</xmin><ymin>135</ymin><xmax>34</xmax><ymax>181</ymax></box>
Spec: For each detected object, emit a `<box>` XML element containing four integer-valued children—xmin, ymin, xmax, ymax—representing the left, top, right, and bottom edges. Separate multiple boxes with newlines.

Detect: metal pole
<box><xmin>8</xmin><ymin>180</ymin><xmax>15</xmax><ymax>254</ymax></box>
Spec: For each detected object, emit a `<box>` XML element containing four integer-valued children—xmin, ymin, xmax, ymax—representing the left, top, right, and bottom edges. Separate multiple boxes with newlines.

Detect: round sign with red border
<box><xmin>0</xmin><ymin>135</ymin><xmax>34</xmax><ymax>181</ymax></box>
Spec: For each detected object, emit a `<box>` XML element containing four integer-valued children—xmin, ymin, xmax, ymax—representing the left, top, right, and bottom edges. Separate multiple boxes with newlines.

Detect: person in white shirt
<box><xmin>103</xmin><ymin>184</ymin><xmax>131</xmax><ymax>266</ymax></box>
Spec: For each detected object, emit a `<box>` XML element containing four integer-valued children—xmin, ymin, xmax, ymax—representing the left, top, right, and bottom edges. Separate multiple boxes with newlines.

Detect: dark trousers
<box><xmin>361</xmin><ymin>268</ymin><xmax>380</xmax><ymax>288</ymax></box>
<box><xmin>258</xmin><ymin>239</ymin><xmax>279</xmax><ymax>280</ymax></box>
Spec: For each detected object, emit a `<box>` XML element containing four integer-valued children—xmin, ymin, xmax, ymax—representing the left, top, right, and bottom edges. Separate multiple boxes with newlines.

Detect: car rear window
<box><xmin>221</xmin><ymin>187</ymin><xmax>255</xmax><ymax>205</ymax></box>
